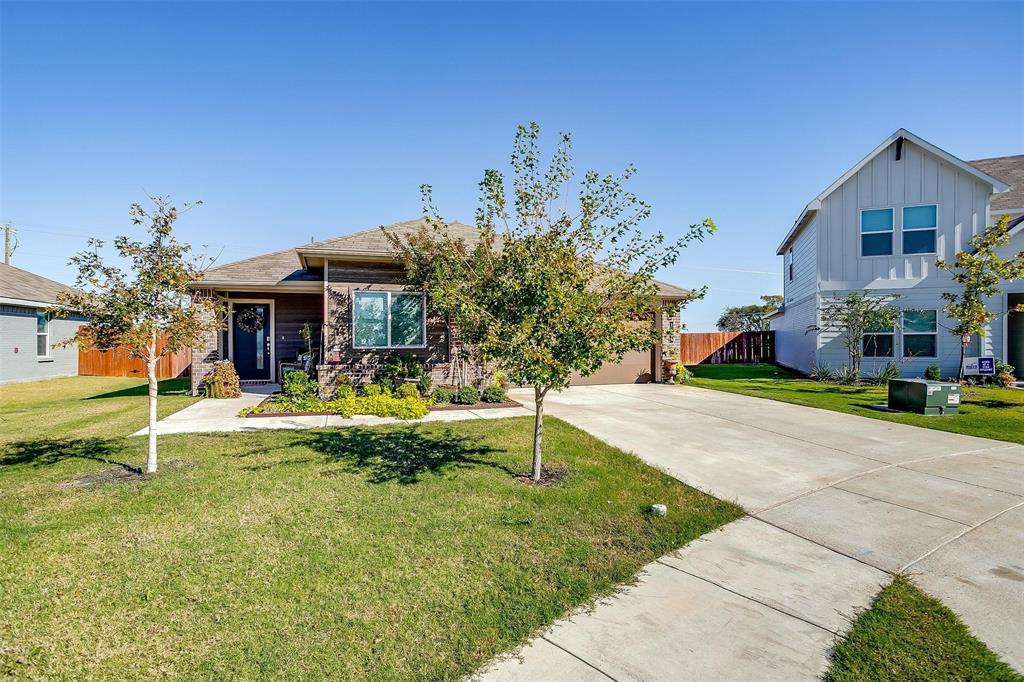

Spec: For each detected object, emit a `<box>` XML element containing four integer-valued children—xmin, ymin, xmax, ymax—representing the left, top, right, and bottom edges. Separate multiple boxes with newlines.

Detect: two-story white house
<box><xmin>770</xmin><ymin>129</ymin><xmax>1023</xmax><ymax>378</ymax></box>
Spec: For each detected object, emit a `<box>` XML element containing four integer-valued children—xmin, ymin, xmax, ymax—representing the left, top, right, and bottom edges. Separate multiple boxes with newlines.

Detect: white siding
<box><xmin>0</xmin><ymin>306</ymin><xmax>80</xmax><ymax>384</ymax></box>
<box><xmin>818</xmin><ymin>140</ymin><xmax>991</xmax><ymax>291</ymax></box>
<box><xmin>784</xmin><ymin>216</ymin><xmax>817</xmax><ymax>305</ymax></box>
<box><xmin>772</xmin><ymin>295</ymin><xmax>817</xmax><ymax>374</ymax></box>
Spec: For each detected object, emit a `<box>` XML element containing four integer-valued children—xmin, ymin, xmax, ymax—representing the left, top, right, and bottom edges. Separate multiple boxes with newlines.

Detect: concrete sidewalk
<box><xmin>480</xmin><ymin>384</ymin><xmax>1023</xmax><ymax>680</ymax></box>
<box><xmin>132</xmin><ymin>385</ymin><xmax>533</xmax><ymax>436</ymax></box>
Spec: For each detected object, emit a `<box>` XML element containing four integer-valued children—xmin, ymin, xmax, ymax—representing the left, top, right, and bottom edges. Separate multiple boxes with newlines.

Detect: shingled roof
<box><xmin>198</xmin><ymin>218</ymin><xmax>691</xmax><ymax>298</ymax></box>
<box><xmin>0</xmin><ymin>262</ymin><xmax>79</xmax><ymax>306</ymax></box>
<box><xmin>969</xmin><ymin>155</ymin><xmax>1024</xmax><ymax>213</ymax></box>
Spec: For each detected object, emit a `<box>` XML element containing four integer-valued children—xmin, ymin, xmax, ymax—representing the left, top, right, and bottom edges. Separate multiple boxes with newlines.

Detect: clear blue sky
<box><xmin>2</xmin><ymin>1</ymin><xmax>1022</xmax><ymax>330</ymax></box>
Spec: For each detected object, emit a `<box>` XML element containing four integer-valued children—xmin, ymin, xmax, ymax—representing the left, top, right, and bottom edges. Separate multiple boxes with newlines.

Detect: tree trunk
<box><xmin>146</xmin><ymin>331</ymin><xmax>159</xmax><ymax>474</ymax></box>
<box><xmin>531</xmin><ymin>385</ymin><xmax>546</xmax><ymax>481</ymax></box>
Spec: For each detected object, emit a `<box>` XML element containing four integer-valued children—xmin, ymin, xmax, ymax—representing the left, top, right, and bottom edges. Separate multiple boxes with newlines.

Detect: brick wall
<box><xmin>190</xmin><ymin>289</ymin><xmax>221</xmax><ymax>395</ymax></box>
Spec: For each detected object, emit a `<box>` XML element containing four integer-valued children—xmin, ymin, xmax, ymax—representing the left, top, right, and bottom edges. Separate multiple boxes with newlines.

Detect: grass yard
<box><xmin>0</xmin><ymin>377</ymin><xmax>742</xmax><ymax>679</ymax></box>
<box><xmin>687</xmin><ymin>364</ymin><xmax>1024</xmax><ymax>445</ymax></box>
<box><xmin>826</xmin><ymin>576</ymin><xmax>1023</xmax><ymax>682</ymax></box>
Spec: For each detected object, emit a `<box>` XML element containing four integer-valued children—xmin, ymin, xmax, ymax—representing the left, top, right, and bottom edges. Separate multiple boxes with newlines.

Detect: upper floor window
<box><xmin>787</xmin><ymin>249</ymin><xmax>794</xmax><ymax>281</ymax></box>
<box><xmin>902</xmin><ymin>205</ymin><xmax>937</xmax><ymax>255</ymax></box>
<box><xmin>860</xmin><ymin>208</ymin><xmax>893</xmax><ymax>257</ymax></box>
<box><xmin>903</xmin><ymin>309</ymin><xmax>937</xmax><ymax>358</ymax></box>
<box><xmin>36</xmin><ymin>310</ymin><xmax>51</xmax><ymax>358</ymax></box>
<box><xmin>352</xmin><ymin>291</ymin><xmax>425</xmax><ymax>349</ymax></box>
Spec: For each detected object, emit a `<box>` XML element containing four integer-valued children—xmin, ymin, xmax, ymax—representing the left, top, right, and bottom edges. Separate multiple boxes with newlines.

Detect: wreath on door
<box><xmin>235</xmin><ymin>306</ymin><xmax>265</xmax><ymax>333</ymax></box>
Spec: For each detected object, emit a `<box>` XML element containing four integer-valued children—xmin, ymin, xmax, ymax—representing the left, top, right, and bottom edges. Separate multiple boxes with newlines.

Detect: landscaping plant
<box><xmin>431</xmin><ymin>387</ymin><xmax>455</xmax><ymax>404</ymax></box>
<box><xmin>809</xmin><ymin>363</ymin><xmax>838</xmax><ymax>383</ymax></box>
<box><xmin>53</xmin><ymin>197</ymin><xmax>222</xmax><ymax>473</ymax></box>
<box><xmin>374</xmin><ymin>352</ymin><xmax>425</xmax><ymax>392</ymax></box>
<box><xmin>281</xmin><ymin>369</ymin><xmax>316</xmax><ymax>399</ymax></box>
<box><xmin>809</xmin><ymin>291</ymin><xmax>902</xmax><ymax>376</ymax></box>
<box><xmin>936</xmin><ymin>214</ymin><xmax>1024</xmax><ymax>381</ymax></box>
<box><xmin>455</xmin><ymin>386</ymin><xmax>480</xmax><ymax>405</ymax></box>
<box><xmin>482</xmin><ymin>385</ymin><xmax>508</xmax><ymax>403</ymax></box>
<box><xmin>390</xmin><ymin>123</ymin><xmax>713</xmax><ymax>481</ymax></box>
<box><xmin>201</xmin><ymin>360</ymin><xmax>241</xmax><ymax>398</ymax></box>
<box><xmin>924</xmin><ymin>363</ymin><xmax>942</xmax><ymax>381</ymax></box>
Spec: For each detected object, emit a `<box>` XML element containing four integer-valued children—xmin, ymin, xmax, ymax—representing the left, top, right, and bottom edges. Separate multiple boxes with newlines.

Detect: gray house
<box><xmin>0</xmin><ymin>262</ymin><xmax>84</xmax><ymax>384</ymax></box>
<box><xmin>771</xmin><ymin>129</ymin><xmax>1023</xmax><ymax>378</ymax></box>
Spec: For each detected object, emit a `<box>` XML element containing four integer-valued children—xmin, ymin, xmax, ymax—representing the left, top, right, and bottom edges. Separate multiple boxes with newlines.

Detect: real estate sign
<box><xmin>964</xmin><ymin>357</ymin><xmax>996</xmax><ymax>376</ymax></box>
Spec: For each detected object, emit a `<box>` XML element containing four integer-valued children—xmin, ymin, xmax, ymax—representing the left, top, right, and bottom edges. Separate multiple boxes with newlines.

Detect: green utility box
<box><xmin>888</xmin><ymin>378</ymin><xmax>961</xmax><ymax>415</ymax></box>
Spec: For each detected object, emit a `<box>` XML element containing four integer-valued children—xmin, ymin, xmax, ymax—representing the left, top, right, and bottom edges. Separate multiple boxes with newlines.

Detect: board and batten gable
<box><xmin>818</xmin><ymin>139</ymin><xmax>991</xmax><ymax>290</ymax></box>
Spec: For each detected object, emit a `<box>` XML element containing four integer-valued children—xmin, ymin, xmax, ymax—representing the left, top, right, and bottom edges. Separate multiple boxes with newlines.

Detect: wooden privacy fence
<box><xmin>679</xmin><ymin>331</ymin><xmax>774</xmax><ymax>365</ymax></box>
<box><xmin>79</xmin><ymin>336</ymin><xmax>192</xmax><ymax>379</ymax></box>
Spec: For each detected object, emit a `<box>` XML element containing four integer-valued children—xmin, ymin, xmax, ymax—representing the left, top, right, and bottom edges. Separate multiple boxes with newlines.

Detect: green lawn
<box><xmin>0</xmin><ymin>377</ymin><xmax>742</xmax><ymax>679</ymax></box>
<box><xmin>687</xmin><ymin>364</ymin><xmax>1024</xmax><ymax>445</ymax></box>
<box><xmin>827</xmin><ymin>576</ymin><xmax>1023</xmax><ymax>682</ymax></box>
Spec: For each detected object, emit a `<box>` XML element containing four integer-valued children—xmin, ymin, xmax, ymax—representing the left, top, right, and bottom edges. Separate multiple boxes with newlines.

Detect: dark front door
<box><xmin>1009</xmin><ymin>294</ymin><xmax>1024</xmax><ymax>376</ymax></box>
<box><xmin>232</xmin><ymin>303</ymin><xmax>271</xmax><ymax>381</ymax></box>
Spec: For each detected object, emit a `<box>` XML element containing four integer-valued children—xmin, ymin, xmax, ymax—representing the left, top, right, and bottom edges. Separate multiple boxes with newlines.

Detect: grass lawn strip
<box><xmin>0</xmin><ymin>377</ymin><xmax>742</xmax><ymax>679</ymax></box>
<box><xmin>687</xmin><ymin>364</ymin><xmax>1024</xmax><ymax>445</ymax></box>
<box><xmin>826</xmin><ymin>575</ymin><xmax>1022</xmax><ymax>681</ymax></box>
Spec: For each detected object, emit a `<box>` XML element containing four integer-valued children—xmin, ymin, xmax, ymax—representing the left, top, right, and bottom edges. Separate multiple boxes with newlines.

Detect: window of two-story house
<box><xmin>786</xmin><ymin>248</ymin><xmax>793</xmax><ymax>281</ymax></box>
<box><xmin>352</xmin><ymin>291</ymin><xmax>426</xmax><ymax>349</ymax></box>
<box><xmin>902</xmin><ymin>205</ymin><xmax>937</xmax><ymax>255</ymax></box>
<box><xmin>902</xmin><ymin>310</ymin><xmax>937</xmax><ymax>358</ymax></box>
<box><xmin>860</xmin><ymin>208</ymin><xmax>894</xmax><ymax>256</ymax></box>
<box><xmin>863</xmin><ymin>320</ymin><xmax>895</xmax><ymax>358</ymax></box>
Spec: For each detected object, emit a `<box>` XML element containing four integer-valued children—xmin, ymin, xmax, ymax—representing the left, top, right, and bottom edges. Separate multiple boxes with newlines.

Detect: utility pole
<box><xmin>4</xmin><ymin>223</ymin><xmax>13</xmax><ymax>265</ymax></box>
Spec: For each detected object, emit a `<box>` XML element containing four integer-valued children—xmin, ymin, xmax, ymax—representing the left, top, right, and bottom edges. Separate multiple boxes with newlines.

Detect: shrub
<box><xmin>491</xmin><ymin>368</ymin><xmax>510</xmax><ymax>388</ymax></box>
<box><xmin>327</xmin><ymin>394</ymin><xmax>428</xmax><ymax>420</ymax></box>
<box><xmin>416</xmin><ymin>374</ymin><xmax>433</xmax><ymax>396</ymax></box>
<box><xmin>924</xmin><ymin>363</ymin><xmax>942</xmax><ymax>381</ymax></box>
<box><xmin>374</xmin><ymin>352</ymin><xmax>425</xmax><ymax>392</ymax></box>
<box><xmin>809</xmin><ymin>363</ymin><xmax>837</xmax><ymax>383</ymax></box>
<box><xmin>360</xmin><ymin>383</ymin><xmax>387</xmax><ymax>397</ymax></box>
<box><xmin>202</xmin><ymin>360</ymin><xmax>241</xmax><ymax>398</ymax></box>
<box><xmin>396</xmin><ymin>383</ymin><xmax>420</xmax><ymax>399</ymax></box>
<box><xmin>333</xmin><ymin>383</ymin><xmax>355</xmax><ymax>399</ymax></box>
<box><xmin>482</xmin><ymin>385</ymin><xmax>507</xmax><ymax>403</ymax></box>
<box><xmin>455</xmin><ymin>386</ymin><xmax>480</xmax><ymax>405</ymax></box>
<box><xmin>836</xmin><ymin>366</ymin><xmax>860</xmax><ymax>385</ymax></box>
<box><xmin>281</xmin><ymin>370</ymin><xmax>316</xmax><ymax>399</ymax></box>
<box><xmin>868</xmin><ymin>361</ymin><xmax>900</xmax><ymax>385</ymax></box>
<box><xmin>673</xmin><ymin>364</ymin><xmax>693</xmax><ymax>385</ymax></box>
<box><xmin>432</xmin><ymin>387</ymin><xmax>455</xmax><ymax>404</ymax></box>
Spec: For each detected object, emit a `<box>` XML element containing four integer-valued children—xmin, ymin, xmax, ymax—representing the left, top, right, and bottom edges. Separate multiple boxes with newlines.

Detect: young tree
<box><xmin>716</xmin><ymin>294</ymin><xmax>783</xmax><ymax>332</ymax></box>
<box><xmin>811</xmin><ymin>291</ymin><xmax>901</xmax><ymax>375</ymax></box>
<box><xmin>54</xmin><ymin>198</ymin><xmax>222</xmax><ymax>473</ymax></box>
<box><xmin>390</xmin><ymin>123</ymin><xmax>714</xmax><ymax>481</ymax></box>
<box><xmin>936</xmin><ymin>215</ymin><xmax>1024</xmax><ymax>381</ymax></box>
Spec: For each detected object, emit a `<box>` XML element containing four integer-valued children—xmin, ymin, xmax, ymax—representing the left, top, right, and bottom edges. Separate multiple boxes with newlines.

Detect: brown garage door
<box><xmin>569</xmin><ymin>348</ymin><xmax>655</xmax><ymax>385</ymax></box>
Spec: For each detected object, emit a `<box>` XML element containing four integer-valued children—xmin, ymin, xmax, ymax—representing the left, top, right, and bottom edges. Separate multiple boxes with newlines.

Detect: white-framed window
<box><xmin>903</xmin><ymin>309</ymin><xmax>937</xmax><ymax>358</ymax></box>
<box><xmin>902</xmin><ymin>204</ymin><xmax>937</xmax><ymax>255</ymax></box>
<box><xmin>863</xmin><ymin>320</ymin><xmax>894</xmax><ymax>358</ymax></box>
<box><xmin>36</xmin><ymin>310</ymin><xmax>51</xmax><ymax>358</ymax></box>
<box><xmin>787</xmin><ymin>248</ymin><xmax>794</xmax><ymax>281</ymax></box>
<box><xmin>352</xmin><ymin>290</ymin><xmax>426</xmax><ymax>349</ymax></box>
<box><xmin>860</xmin><ymin>208</ymin><xmax>894</xmax><ymax>257</ymax></box>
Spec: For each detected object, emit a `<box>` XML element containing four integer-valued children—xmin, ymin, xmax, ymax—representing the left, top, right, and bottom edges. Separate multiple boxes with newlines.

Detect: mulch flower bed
<box><xmin>514</xmin><ymin>464</ymin><xmax>569</xmax><ymax>487</ymax></box>
<box><xmin>429</xmin><ymin>399</ymin><xmax>522</xmax><ymax>412</ymax></box>
<box><xmin>242</xmin><ymin>396</ymin><xmax>522</xmax><ymax>418</ymax></box>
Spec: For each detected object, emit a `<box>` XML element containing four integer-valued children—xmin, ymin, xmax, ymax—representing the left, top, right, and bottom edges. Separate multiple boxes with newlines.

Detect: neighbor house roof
<box><xmin>775</xmin><ymin>129</ymin><xmax>1011</xmax><ymax>255</ymax></box>
<box><xmin>199</xmin><ymin>218</ymin><xmax>692</xmax><ymax>299</ymax></box>
<box><xmin>968</xmin><ymin>155</ymin><xmax>1024</xmax><ymax>215</ymax></box>
<box><xmin>0</xmin><ymin>262</ymin><xmax>79</xmax><ymax>308</ymax></box>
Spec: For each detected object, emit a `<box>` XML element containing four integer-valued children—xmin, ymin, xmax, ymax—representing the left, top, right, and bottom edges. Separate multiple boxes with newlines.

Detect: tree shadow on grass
<box><xmin>0</xmin><ymin>437</ymin><xmax>140</xmax><ymax>473</ymax></box>
<box><xmin>86</xmin><ymin>378</ymin><xmax>191</xmax><ymax>400</ymax></box>
<box><xmin>301</xmin><ymin>427</ymin><xmax>507</xmax><ymax>484</ymax></box>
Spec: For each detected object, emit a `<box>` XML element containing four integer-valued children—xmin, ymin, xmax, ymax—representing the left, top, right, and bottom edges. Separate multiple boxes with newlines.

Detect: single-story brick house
<box><xmin>1</xmin><ymin>262</ymin><xmax>85</xmax><ymax>384</ymax></box>
<box><xmin>188</xmin><ymin>219</ymin><xmax>689</xmax><ymax>396</ymax></box>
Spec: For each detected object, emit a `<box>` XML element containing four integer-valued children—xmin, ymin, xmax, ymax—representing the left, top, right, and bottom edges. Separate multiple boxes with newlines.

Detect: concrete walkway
<box><xmin>481</xmin><ymin>384</ymin><xmax>1023</xmax><ymax>680</ymax></box>
<box><xmin>132</xmin><ymin>385</ymin><xmax>533</xmax><ymax>436</ymax></box>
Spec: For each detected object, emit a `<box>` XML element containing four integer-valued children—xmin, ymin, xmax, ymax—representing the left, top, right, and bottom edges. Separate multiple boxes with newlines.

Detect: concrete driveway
<box><xmin>482</xmin><ymin>383</ymin><xmax>1023</xmax><ymax>680</ymax></box>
